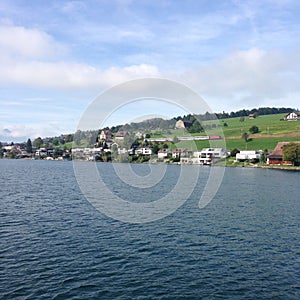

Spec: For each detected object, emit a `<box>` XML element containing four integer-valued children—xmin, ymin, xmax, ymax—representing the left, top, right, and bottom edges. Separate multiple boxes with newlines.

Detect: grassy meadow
<box><xmin>171</xmin><ymin>113</ymin><xmax>300</xmax><ymax>150</ymax></box>
<box><xmin>219</xmin><ymin>113</ymin><xmax>300</xmax><ymax>137</ymax></box>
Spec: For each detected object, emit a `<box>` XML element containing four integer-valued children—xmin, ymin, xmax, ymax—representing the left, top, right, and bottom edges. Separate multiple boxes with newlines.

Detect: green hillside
<box><xmin>173</xmin><ymin>113</ymin><xmax>300</xmax><ymax>151</ymax></box>
<box><xmin>174</xmin><ymin>136</ymin><xmax>299</xmax><ymax>151</ymax></box>
<box><xmin>219</xmin><ymin>113</ymin><xmax>300</xmax><ymax>137</ymax></box>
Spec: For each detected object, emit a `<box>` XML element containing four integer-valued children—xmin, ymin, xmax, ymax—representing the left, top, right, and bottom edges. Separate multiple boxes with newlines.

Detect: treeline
<box><xmin>31</xmin><ymin>134</ymin><xmax>74</xmax><ymax>148</ymax></box>
<box><xmin>214</xmin><ymin>107</ymin><xmax>295</xmax><ymax>119</ymax></box>
<box><xmin>102</xmin><ymin>118</ymin><xmax>177</xmax><ymax>132</ymax></box>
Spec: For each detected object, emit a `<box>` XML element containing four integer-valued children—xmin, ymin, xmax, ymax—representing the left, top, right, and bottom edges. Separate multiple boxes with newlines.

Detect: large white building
<box><xmin>236</xmin><ymin>150</ymin><xmax>262</xmax><ymax>161</ymax></box>
<box><xmin>185</xmin><ymin>148</ymin><xmax>228</xmax><ymax>165</ymax></box>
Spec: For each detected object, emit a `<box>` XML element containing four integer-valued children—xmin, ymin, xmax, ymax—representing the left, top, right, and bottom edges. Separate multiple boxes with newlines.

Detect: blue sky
<box><xmin>1</xmin><ymin>0</ymin><xmax>300</xmax><ymax>141</ymax></box>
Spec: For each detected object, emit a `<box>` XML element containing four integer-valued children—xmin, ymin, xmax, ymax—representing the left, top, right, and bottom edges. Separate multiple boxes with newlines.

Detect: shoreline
<box><xmin>1</xmin><ymin>157</ymin><xmax>300</xmax><ymax>171</ymax></box>
<box><xmin>221</xmin><ymin>163</ymin><xmax>300</xmax><ymax>172</ymax></box>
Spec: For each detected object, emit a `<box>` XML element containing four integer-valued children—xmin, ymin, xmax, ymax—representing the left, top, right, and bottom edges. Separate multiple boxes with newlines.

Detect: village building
<box><xmin>236</xmin><ymin>150</ymin><xmax>263</xmax><ymax>161</ymax></box>
<box><xmin>267</xmin><ymin>142</ymin><xmax>300</xmax><ymax>165</ymax></box>
<box><xmin>99</xmin><ymin>130</ymin><xmax>112</xmax><ymax>140</ymax></box>
<box><xmin>115</xmin><ymin>131</ymin><xmax>128</xmax><ymax>141</ymax></box>
<box><xmin>71</xmin><ymin>147</ymin><xmax>103</xmax><ymax>160</ymax></box>
<box><xmin>172</xmin><ymin>148</ymin><xmax>190</xmax><ymax>158</ymax></box>
<box><xmin>35</xmin><ymin>147</ymin><xmax>48</xmax><ymax>157</ymax></box>
<box><xmin>193</xmin><ymin>148</ymin><xmax>228</xmax><ymax>165</ymax></box>
<box><xmin>284</xmin><ymin>112</ymin><xmax>300</xmax><ymax>121</ymax></box>
<box><xmin>175</xmin><ymin>120</ymin><xmax>192</xmax><ymax>129</ymax></box>
<box><xmin>136</xmin><ymin>147</ymin><xmax>152</xmax><ymax>155</ymax></box>
<box><xmin>157</xmin><ymin>148</ymin><xmax>172</xmax><ymax>159</ymax></box>
<box><xmin>135</xmin><ymin>132</ymin><xmax>145</xmax><ymax>139</ymax></box>
<box><xmin>3</xmin><ymin>145</ymin><xmax>14</xmax><ymax>151</ymax></box>
<box><xmin>118</xmin><ymin>148</ymin><xmax>127</xmax><ymax>155</ymax></box>
<box><xmin>248</xmin><ymin>114</ymin><xmax>256</xmax><ymax>119</ymax></box>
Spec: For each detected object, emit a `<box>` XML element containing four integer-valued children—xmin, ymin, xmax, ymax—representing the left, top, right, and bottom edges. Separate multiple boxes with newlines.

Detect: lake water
<box><xmin>0</xmin><ymin>159</ymin><xmax>299</xmax><ymax>299</ymax></box>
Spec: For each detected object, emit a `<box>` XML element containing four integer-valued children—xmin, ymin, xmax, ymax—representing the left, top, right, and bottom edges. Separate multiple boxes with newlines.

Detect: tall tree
<box><xmin>241</xmin><ymin>132</ymin><xmax>249</xmax><ymax>143</ymax></box>
<box><xmin>260</xmin><ymin>149</ymin><xmax>269</xmax><ymax>163</ymax></box>
<box><xmin>26</xmin><ymin>138</ymin><xmax>32</xmax><ymax>153</ymax></box>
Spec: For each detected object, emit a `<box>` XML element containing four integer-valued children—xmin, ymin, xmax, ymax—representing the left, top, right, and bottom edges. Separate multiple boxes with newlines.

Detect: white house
<box><xmin>157</xmin><ymin>148</ymin><xmax>171</xmax><ymax>159</ymax></box>
<box><xmin>99</xmin><ymin>130</ymin><xmax>112</xmax><ymax>140</ymax></box>
<box><xmin>285</xmin><ymin>112</ymin><xmax>300</xmax><ymax>121</ymax></box>
<box><xmin>236</xmin><ymin>150</ymin><xmax>263</xmax><ymax>161</ymax></box>
<box><xmin>172</xmin><ymin>148</ymin><xmax>190</xmax><ymax>158</ymax></box>
<box><xmin>3</xmin><ymin>145</ymin><xmax>13</xmax><ymax>151</ymax></box>
<box><xmin>201</xmin><ymin>148</ymin><xmax>227</xmax><ymax>158</ymax></box>
<box><xmin>118</xmin><ymin>148</ymin><xmax>127</xmax><ymax>155</ymax></box>
<box><xmin>193</xmin><ymin>151</ymin><xmax>202</xmax><ymax>157</ymax></box>
<box><xmin>136</xmin><ymin>147</ymin><xmax>152</xmax><ymax>155</ymax></box>
<box><xmin>35</xmin><ymin>147</ymin><xmax>48</xmax><ymax>157</ymax></box>
<box><xmin>193</xmin><ymin>148</ymin><xmax>227</xmax><ymax>165</ymax></box>
<box><xmin>175</xmin><ymin>120</ymin><xmax>192</xmax><ymax>129</ymax></box>
<box><xmin>135</xmin><ymin>132</ymin><xmax>144</xmax><ymax>139</ymax></box>
<box><xmin>175</xmin><ymin>120</ymin><xmax>185</xmax><ymax>129</ymax></box>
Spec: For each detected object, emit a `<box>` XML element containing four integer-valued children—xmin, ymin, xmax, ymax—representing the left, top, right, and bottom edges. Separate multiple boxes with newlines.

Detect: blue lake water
<box><xmin>0</xmin><ymin>159</ymin><xmax>299</xmax><ymax>299</ymax></box>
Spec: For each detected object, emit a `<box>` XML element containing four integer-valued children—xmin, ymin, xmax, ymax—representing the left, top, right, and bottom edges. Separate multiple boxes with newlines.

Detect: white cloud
<box><xmin>0</xmin><ymin>123</ymin><xmax>75</xmax><ymax>142</ymax></box>
<box><xmin>0</xmin><ymin>23</ymin><xmax>160</xmax><ymax>89</ymax></box>
<box><xmin>176</xmin><ymin>47</ymin><xmax>300</xmax><ymax>110</ymax></box>
<box><xmin>0</xmin><ymin>60</ymin><xmax>160</xmax><ymax>89</ymax></box>
<box><xmin>0</xmin><ymin>125</ymin><xmax>42</xmax><ymax>141</ymax></box>
<box><xmin>0</xmin><ymin>25</ymin><xmax>66</xmax><ymax>59</ymax></box>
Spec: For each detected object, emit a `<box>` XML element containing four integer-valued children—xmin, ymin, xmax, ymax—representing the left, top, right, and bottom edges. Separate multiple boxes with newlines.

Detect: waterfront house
<box><xmin>267</xmin><ymin>142</ymin><xmax>300</xmax><ymax>165</ymax></box>
<box><xmin>196</xmin><ymin>148</ymin><xmax>227</xmax><ymax>165</ymax></box>
<box><xmin>35</xmin><ymin>148</ymin><xmax>47</xmax><ymax>157</ymax></box>
<box><xmin>172</xmin><ymin>148</ymin><xmax>190</xmax><ymax>158</ymax></box>
<box><xmin>236</xmin><ymin>150</ymin><xmax>262</xmax><ymax>161</ymax></box>
<box><xmin>158</xmin><ymin>148</ymin><xmax>172</xmax><ymax>159</ymax></box>
<box><xmin>118</xmin><ymin>148</ymin><xmax>127</xmax><ymax>155</ymax></box>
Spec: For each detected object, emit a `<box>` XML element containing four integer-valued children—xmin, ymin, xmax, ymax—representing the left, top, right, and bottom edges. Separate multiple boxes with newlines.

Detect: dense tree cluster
<box><xmin>283</xmin><ymin>143</ymin><xmax>300</xmax><ymax>166</ymax></box>
<box><xmin>249</xmin><ymin>126</ymin><xmax>259</xmax><ymax>134</ymax></box>
<box><xmin>33</xmin><ymin>134</ymin><xmax>74</xmax><ymax>148</ymax></box>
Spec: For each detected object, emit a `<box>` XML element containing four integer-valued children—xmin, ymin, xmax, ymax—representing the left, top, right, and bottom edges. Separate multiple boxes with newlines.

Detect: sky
<box><xmin>1</xmin><ymin>0</ymin><xmax>300</xmax><ymax>142</ymax></box>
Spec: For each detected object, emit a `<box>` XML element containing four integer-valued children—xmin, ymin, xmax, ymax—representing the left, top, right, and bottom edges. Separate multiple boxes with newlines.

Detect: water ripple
<box><xmin>0</xmin><ymin>160</ymin><xmax>299</xmax><ymax>299</ymax></box>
